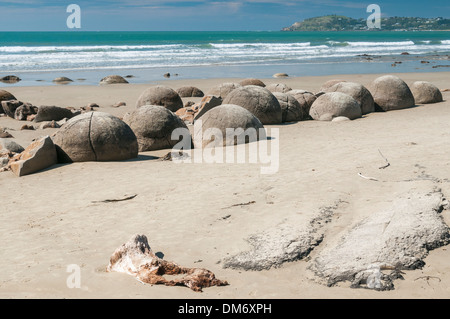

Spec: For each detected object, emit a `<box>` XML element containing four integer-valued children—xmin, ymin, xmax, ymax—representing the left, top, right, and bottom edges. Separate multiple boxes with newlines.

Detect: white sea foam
<box><xmin>0</xmin><ymin>39</ymin><xmax>449</xmax><ymax>72</ymax></box>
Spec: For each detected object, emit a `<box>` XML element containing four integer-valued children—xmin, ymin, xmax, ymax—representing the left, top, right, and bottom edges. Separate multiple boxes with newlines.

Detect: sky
<box><xmin>0</xmin><ymin>0</ymin><xmax>449</xmax><ymax>31</ymax></box>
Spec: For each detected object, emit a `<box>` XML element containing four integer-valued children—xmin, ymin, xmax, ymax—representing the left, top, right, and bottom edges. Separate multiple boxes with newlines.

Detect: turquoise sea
<box><xmin>0</xmin><ymin>31</ymin><xmax>449</xmax><ymax>86</ymax></box>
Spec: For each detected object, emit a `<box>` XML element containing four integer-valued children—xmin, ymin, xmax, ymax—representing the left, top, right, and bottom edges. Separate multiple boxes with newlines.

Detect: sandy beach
<box><xmin>1</xmin><ymin>71</ymin><xmax>450</xmax><ymax>299</ymax></box>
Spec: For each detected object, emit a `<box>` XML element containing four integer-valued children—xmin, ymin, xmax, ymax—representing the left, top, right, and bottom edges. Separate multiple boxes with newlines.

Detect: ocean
<box><xmin>0</xmin><ymin>31</ymin><xmax>449</xmax><ymax>86</ymax></box>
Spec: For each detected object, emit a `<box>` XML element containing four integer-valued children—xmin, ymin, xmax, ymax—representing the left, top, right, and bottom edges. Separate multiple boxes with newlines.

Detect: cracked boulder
<box><xmin>266</xmin><ymin>83</ymin><xmax>292</xmax><ymax>94</ymax></box>
<box><xmin>206</xmin><ymin>82</ymin><xmax>242</xmax><ymax>100</ymax></box>
<box><xmin>272</xmin><ymin>92</ymin><xmax>303</xmax><ymax>122</ymax></box>
<box><xmin>0</xmin><ymin>90</ymin><xmax>16</xmax><ymax>113</ymax></box>
<box><xmin>323</xmin><ymin>82</ymin><xmax>375</xmax><ymax>115</ymax></box>
<box><xmin>124</xmin><ymin>105</ymin><xmax>191</xmax><ymax>152</ymax></box>
<box><xmin>9</xmin><ymin>136</ymin><xmax>57</xmax><ymax>177</ymax></box>
<box><xmin>309</xmin><ymin>189</ymin><xmax>450</xmax><ymax>290</ymax></box>
<box><xmin>286</xmin><ymin>89</ymin><xmax>316</xmax><ymax>121</ymax></box>
<box><xmin>52</xmin><ymin>112</ymin><xmax>138</xmax><ymax>163</ymax></box>
<box><xmin>107</xmin><ymin>234</ymin><xmax>228</xmax><ymax>292</ymax></box>
<box><xmin>222</xmin><ymin>85</ymin><xmax>282</xmax><ymax>125</ymax></box>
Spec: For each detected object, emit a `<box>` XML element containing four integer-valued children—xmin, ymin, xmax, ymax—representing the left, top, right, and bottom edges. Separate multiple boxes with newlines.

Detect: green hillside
<box><xmin>282</xmin><ymin>15</ymin><xmax>450</xmax><ymax>31</ymax></box>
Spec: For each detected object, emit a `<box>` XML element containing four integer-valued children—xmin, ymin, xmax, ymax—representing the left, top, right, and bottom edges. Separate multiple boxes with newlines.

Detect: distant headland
<box><xmin>282</xmin><ymin>15</ymin><xmax>450</xmax><ymax>31</ymax></box>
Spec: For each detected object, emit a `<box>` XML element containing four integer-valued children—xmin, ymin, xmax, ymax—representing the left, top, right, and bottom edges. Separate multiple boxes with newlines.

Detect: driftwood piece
<box><xmin>92</xmin><ymin>194</ymin><xmax>137</xmax><ymax>203</ymax></box>
<box><xmin>107</xmin><ymin>234</ymin><xmax>228</xmax><ymax>292</ymax></box>
<box><xmin>378</xmin><ymin>149</ymin><xmax>390</xmax><ymax>169</ymax></box>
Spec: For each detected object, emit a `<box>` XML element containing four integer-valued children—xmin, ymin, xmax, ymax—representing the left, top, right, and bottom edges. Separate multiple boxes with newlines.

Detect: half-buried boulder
<box><xmin>124</xmin><ymin>105</ymin><xmax>191</xmax><ymax>152</ymax></box>
<box><xmin>1</xmin><ymin>100</ymin><xmax>23</xmax><ymax>118</ymax></box>
<box><xmin>176</xmin><ymin>86</ymin><xmax>204</xmax><ymax>98</ymax></box>
<box><xmin>318</xmin><ymin>79</ymin><xmax>346</xmax><ymax>92</ymax></box>
<box><xmin>193</xmin><ymin>104</ymin><xmax>265</xmax><ymax>149</ymax></box>
<box><xmin>222</xmin><ymin>85</ymin><xmax>282</xmax><ymax>125</ymax></box>
<box><xmin>206</xmin><ymin>82</ymin><xmax>242</xmax><ymax>100</ymax></box>
<box><xmin>0</xmin><ymin>139</ymin><xmax>25</xmax><ymax>154</ymax></box>
<box><xmin>0</xmin><ymin>90</ymin><xmax>16</xmax><ymax>112</ymax></box>
<box><xmin>367</xmin><ymin>75</ymin><xmax>415</xmax><ymax>111</ymax></box>
<box><xmin>239</xmin><ymin>78</ymin><xmax>266</xmax><ymax>87</ymax></box>
<box><xmin>309</xmin><ymin>92</ymin><xmax>362</xmax><ymax>121</ymax></box>
<box><xmin>99</xmin><ymin>75</ymin><xmax>129</xmax><ymax>85</ymax></box>
<box><xmin>14</xmin><ymin>103</ymin><xmax>38</xmax><ymax>121</ymax></box>
<box><xmin>52</xmin><ymin>112</ymin><xmax>138</xmax><ymax>163</ymax></box>
<box><xmin>136</xmin><ymin>85</ymin><xmax>183</xmax><ymax>113</ymax></box>
<box><xmin>410</xmin><ymin>81</ymin><xmax>443</xmax><ymax>104</ymax></box>
<box><xmin>9</xmin><ymin>136</ymin><xmax>57</xmax><ymax>177</ymax></box>
<box><xmin>272</xmin><ymin>92</ymin><xmax>303</xmax><ymax>122</ymax></box>
<box><xmin>34</xmin><ymin>106</ymin><xmax>75</xmax><ymax>123</ymax></box>
<box><xmin>325</xmin><ymin>82</ymin><xmax>375</xmax><ymax>115</ymax></box>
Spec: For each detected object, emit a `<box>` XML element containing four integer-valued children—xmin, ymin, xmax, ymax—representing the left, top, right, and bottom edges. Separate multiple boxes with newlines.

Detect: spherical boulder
<box><xmin>136</xmin><ymin>85</ymin><xmax>183</xmax><ymax>112</ymax></box>
<box><xmin>239</xmin><ymin>78</ymin><xmax>266</xmax><ymax>87</ymax></box>
<box><xmin>325</xmin><ymin>82</ymin><xmax>375</xmax><ymax>115</ymax></box>
<box><xmin>52</xmin><ymin>112</ymin><xmax>138</xmax><ymax>163</ymax></box>
<box><xmin>222</xmin><ymin>85</ymin><xmax>282</xmax><ymax>125</ymax></box>
<box><xmin>318</xmin><ymin>79</ymin><xmax>346</xmax><ymax>92</ymax></box>
<box><xmin>206</xmin><ymin>83</ymin><xmax>242</xmax><ymax>100</ymax></box>
<box><xmin>309</xmin><ymin>92</ymin><xmax>362</xmax><ymax>121</ymax></box>
<box><xmin>176</xmin><ymin>86</ymin><xmax>204</xmax><ymax>98</ymax></box>
<box><xmin>410</xmin><ymin>81</ymin><xmax>443</xmax><ymax>104</ymax></box>
<box><xmin>193</xmin><ymin>104</ymin><xmax>265</xmax><ymax>149</ymax></box>
<box><xmin>272</xmin><ymin>92</ymin><xmax>302</xmax><ymax>122</ymax></box>
<box><xmin>367</xmin><ymin>75</ymin><xmax>415</xmax><ymax>111</ymax></box>
<box><xmin>265</xmin><ymin>83</ymin><xmax>292</xmax><ymax>93</ymax></box>
<box><xmin>99</xmin><ymin>75</ymin><xmax>129</xmax><ymax>85</ymax></box>
<box><xmin>286</xmin><ymin>89</ymin><xmax>316</xmax><ymax>121</ymax></box>
<box><xmin>124</xmin><ymin>105</ymin><xmax>191</xmax><ymax>152</ymax></box>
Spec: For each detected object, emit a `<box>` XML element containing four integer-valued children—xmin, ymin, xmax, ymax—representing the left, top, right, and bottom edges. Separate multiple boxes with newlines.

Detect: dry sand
<box><xmin>1</xmin><ymin>72</ymin><xmax>449</xmax><ymax>299</ymax></box>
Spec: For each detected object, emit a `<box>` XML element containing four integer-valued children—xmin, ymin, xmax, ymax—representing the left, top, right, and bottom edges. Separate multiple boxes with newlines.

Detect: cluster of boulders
<box><xmin>0</xmin><ymin>75</ymin><xmax>445</xmax><ymax>177</ymax></box>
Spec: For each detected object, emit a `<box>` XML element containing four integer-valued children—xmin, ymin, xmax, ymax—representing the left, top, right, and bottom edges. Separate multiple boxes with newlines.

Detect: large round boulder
<box><xmin>266</xmin><ymin>83</ymin><xmax>292</xmax><ymax>93</ymax></box>
<box><xmin>367</xmin><ymin>75</ymin><xmax>415</xmax><ymax>111</ymax></box>
<box><xmin>272</xmin><ymin>92</ymin><xmax>302</xmax><ymax>122</ymax></box>
<box><xmin>222</xmin><ymin>85</ymin><xmax>282</xmax><ymax>124</ymax></box>
<box><xmin>206</xmin><ymin>83</ymin><xmax>242</xmax><ymax>100</ymax></box>
<box><xmin>52</xmin><ymin>112</ymin><xmax>138</xmax><ymax>163</ymax></box>
<box><xmin>124</xmin><ymin>105</ymin><xmax>191</xmax><ymax>152</ymax></box>
<box><xmin>309</xmin><ymin>92</ymin><xmax>362</xmax><ymax>121</ymax></box>
<box><xmin>410</xmin><ymin>81</ymin><xmax>443</xmax><ymax>104</ymax></box>
<box><xmin>99</xmin><ymin>75</ymin><xmax>129</xmax><ymax>85</ymax></box>
<box><xmin>239</xmin><ymin>78</ymin><xmax>266</xmax><ymax>87</ymax></box>
<box><xmin>176</xmin><ymin>86</ymin><xmax>204</xmax><ymax>98</ymax></box>
<box><xmin>325</xmin><ymin>82</ymin><xmax>375</xmax><ymax>115</ymax></box>
<box><xmin>194</xmin><ymin>104</ymin><xmax>265</xmax><ymax>149</ymax></box>
<box><xmin>286</xmin><ymin>89</ymin><xmax>316</xmax><ymax>121</ymax></box>
<box><xmin>136</xmin><ymin>85</ymin><xmax>183</xmax><ymax>113</ymax></box>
